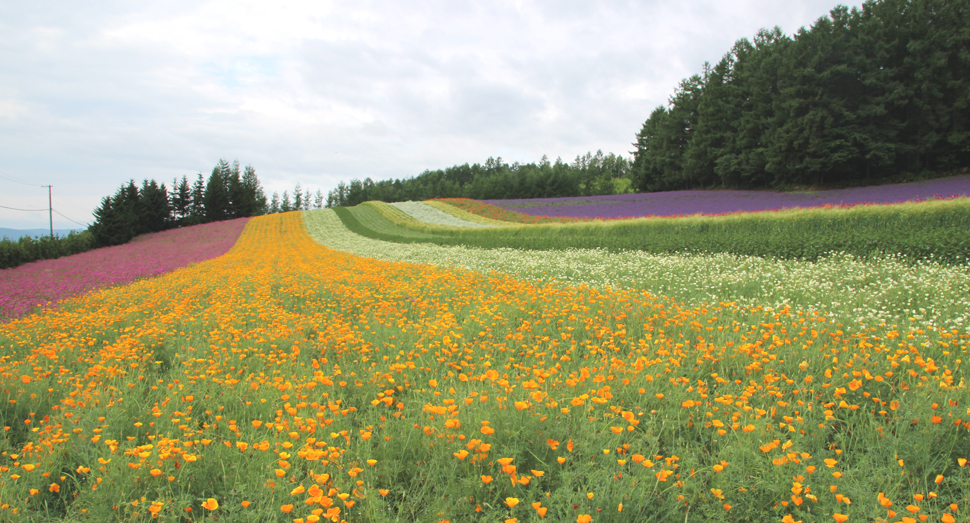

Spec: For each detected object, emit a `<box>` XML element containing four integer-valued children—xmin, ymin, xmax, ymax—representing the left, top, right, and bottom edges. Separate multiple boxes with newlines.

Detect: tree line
<box><xmin>631</xmin><ymin>0</ymin><xmax>969</xmax><ymax>192</ymax></box>
<box><xmin>0</xmin><ymin>231</ymin><xmax>96</xmax><ymax>270</ymax></box>
<box><xmin>325</xmin><ymin>151</ymin><xmax>634</xmax><ymax>207</ymax></box>
<box><xmin>90</xmin><ymin>159</ymin><xmax>270</xmax><ymax>247</ymax></box>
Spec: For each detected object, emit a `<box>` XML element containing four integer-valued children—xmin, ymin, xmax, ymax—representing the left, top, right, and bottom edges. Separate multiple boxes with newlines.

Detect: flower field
<box><xmin>335</xmin><ymin>196</ymin><xmax>970</xmax><ymax>265</ymax></box>
<box><xmin>434</xmin><ymin>198</ymin><xmax>583</xmax><ymax>224</ymax></box>
<box><xmin>483</xmin><ymin>175</ymin><xmax>970</xmax><ymax>219</ymax></box>
<box><xmin>0</xmin><ymin>218</ymin><xmax>250</xmax><ymax>320</ymax></box>
<box><xmin>304</xmin><ymin>210</ymin><xmax>970</xmax><ymax>331</ymax></box>
<box><xmin>389</xmin><ymin>202</ymin><xmax>494</xmax><ymax>228</ymax></box>
<box><xmin>1</xmin><ymin>210</ymin><xmax>968</xmax><ymax>523</ymax></box>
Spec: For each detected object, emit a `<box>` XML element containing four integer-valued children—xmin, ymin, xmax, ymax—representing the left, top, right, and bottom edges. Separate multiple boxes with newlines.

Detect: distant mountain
<box><xmin>0</xmin><ymin>228</ymin><xmax>84</xmax><ymax>240</ymax></box>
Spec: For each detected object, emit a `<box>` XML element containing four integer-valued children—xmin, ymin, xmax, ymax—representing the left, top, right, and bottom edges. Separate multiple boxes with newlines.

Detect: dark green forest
<box><xmin>632</xmin><ymin>0</ymin><xmax>969</xmax><ymax>191</ymax></box>
<box><xmin>325</xmin><ymin>151</ymin><xmax>634</xmax><ymax>208</ymax></box>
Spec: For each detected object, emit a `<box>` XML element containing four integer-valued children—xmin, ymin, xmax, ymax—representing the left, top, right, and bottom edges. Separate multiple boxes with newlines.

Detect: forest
<box><xmin>324</xmin><ymin>151</ymin><xmax>634</xmax><ymax>208</ymax></box>
<box><xmin>632</xmin><ymin>0</ymin><xmax>969</xmax><ymax>191</ymax></box>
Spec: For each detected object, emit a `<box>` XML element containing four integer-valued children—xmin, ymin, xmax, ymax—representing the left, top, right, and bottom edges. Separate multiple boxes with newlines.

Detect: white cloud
<box><xmin>0</xmin><ymin>0</ymin><xmax>859</xmax><ymax>228</ymax></box>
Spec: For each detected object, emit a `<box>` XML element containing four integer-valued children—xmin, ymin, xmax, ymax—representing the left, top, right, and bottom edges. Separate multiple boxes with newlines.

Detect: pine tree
<box><xmin>138</xmin><ymin>179</ymin><xmax>170</xmax><ymax>233</ymax></box>
<box><xmin>171</xmin><ymin>175</ymin><xmax>192</xmax><ymax>223</ymax></box>
<box><xmin>190</xmin><ymin>174</ymin><xmax>206</xmax><ymax>223</ymax></box>
<box><xmin>281</xmin><ymin>191</ymin><xmax>291</xmax><ymax>212</ymax></box>
<box><xmin>204</xmin><ymin>160</ymin><xmax>232</xmax><ymax>222</ymax></box>
<box><xmin>90</xmin><ymin>195</ymin><xmax>117</xmax><ymax>247</ymax></box>
<box><xmin>293</xmin><ymin>183</ymin><xmax>303</xmax><ymax>210</ymax></box>
<box><xmin>226</xmin><ymin>160</ymin><xmax>244</xmax><ymax>218</ymax></box>
<box><xmin>269</xmin><ymin>192</ymin><xmax>280</xmax><ymax>214</ymax></box>
<box><xmin>241</xmin><ymin>165</ymin><xmax>266</xmax><ymax>216</ymax></box>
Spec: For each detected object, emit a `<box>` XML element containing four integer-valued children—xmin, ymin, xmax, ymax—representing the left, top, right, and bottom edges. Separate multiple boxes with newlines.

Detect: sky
<box><xmin>0</xmin><ymin>0</ymin><xmax>862</xmax><ymax>230</ymax></box>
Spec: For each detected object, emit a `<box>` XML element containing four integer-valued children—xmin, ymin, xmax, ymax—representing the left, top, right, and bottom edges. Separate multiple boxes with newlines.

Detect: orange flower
<box><xmin>832</xmin><ymin>514</ymin><xmax>848</xmax><ymax>523</ymax></box>
<box><xmin>281</xmin><ymin>504</ymin><xmax>294</xmax><ymax>513</ymax></box>
<box><xmin>577</xmin><ymin>515</ymin><xmax>592</xmax><ymax>523</ymax></box>
<box><xmin>505</xmin><ymin>497</ymin><xmax>519</xmax><ymax>508</ymax></box>
<box><xmin>201</xmin><ymin>499</ymin><xmax>218</xmax><ymax>511</ymax></box>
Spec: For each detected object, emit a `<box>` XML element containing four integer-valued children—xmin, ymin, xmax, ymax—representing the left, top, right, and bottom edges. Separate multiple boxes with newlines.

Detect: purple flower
<box><xmin>483</xmin><ymin>176</ymin><xmax>970</xmax><ymax>219</ymax></box>
<box><xmin>0</xmin><ymin>218</ymin><xmax>249</xmax><ymax>320</ymax></box>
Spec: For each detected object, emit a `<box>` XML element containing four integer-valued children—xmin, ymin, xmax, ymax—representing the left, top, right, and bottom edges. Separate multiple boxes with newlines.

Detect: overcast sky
<box><xmin>0</xmin><ymin>0</ymin><xmax>861</xmax><ymax>229</ymax></box>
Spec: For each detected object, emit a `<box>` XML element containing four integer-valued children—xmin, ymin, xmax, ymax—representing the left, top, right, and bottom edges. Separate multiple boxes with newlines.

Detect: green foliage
<box><xmin>335</xmin><ymin>198</ymin><xmax>970</xmax><ymax>264</ymax></box>
<box><xmin>633</xmin><ymin>0</ymin><xmax>970</xmax><ymax>191</ymax></box>
<box><xmin>204</xmin><ymin>159</ymin><xmax>233</xmax><ymax>222</ymax></box>
<box><xmin>0</xmin><ymin>231</ymin><xmax>96</xmax><ymax>270</ymax></box>
<box><xmin>325</xmin><ymin>151</ymin><xmax>634</xmax><ymax>207</ymax></box>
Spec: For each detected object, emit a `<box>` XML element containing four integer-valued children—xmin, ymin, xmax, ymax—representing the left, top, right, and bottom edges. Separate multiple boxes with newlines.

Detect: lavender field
<box><xmin>0</xmin><ymin>218</ymin><xmax>249</xmax><ymax>320</ymax></box>
<box><xmin>484</xmin><ymin>175</ymin><xmax>970</xmax><ymax>218</ymax></box>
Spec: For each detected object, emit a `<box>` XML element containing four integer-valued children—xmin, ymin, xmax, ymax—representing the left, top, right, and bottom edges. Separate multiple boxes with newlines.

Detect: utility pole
<box><xmin>43</xmin><ymin>185</ymin><xmax>52</xmax><ymax>238</ymax></box>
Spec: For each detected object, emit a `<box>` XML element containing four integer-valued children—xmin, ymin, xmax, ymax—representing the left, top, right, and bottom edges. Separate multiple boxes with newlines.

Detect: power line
<box><xmin>0</xmin><ymin>169</ymin><xmax>44</xmax><ymax>187</ymax></box>
<box><xmin>52</xmin><ymin>209</ymin><xmax>88</xmax><ymax>227</ymax></box>
<box><xmin>52</xmin><ymin>194</ymin><xmax>92</xmax><ymax>217</ymax></box>
<box><xmin>0</xmin><ymin>203</ymin><xmax>47</xmax><ymax>211</ymax></box>
<box><xmin>2</xmin><ymin>184</ymin><xmax>88</xmax><ymax>232</ymax></box>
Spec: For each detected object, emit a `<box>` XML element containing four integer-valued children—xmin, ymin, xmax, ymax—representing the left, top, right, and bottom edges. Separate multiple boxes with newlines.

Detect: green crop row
<box><xmin>334</xmin><ymin>198</ymin><xmax>970</xmax><ymax>264</ymax></box>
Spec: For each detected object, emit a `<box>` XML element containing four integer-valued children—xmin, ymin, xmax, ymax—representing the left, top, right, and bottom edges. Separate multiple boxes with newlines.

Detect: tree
<box><xmin>90</xmin><ymin>182</ymin><xmax>138</xmax><ymax>246</ymax></box>
<box><xmin>631</xmin><ymin>106</ymin><xmax>671</xmax><ymax>191</ymax></box>
<box><xmin>269</xmin><ymin>192</ymin><xmax>281</xmax><ymax>214</ymax></box>
<box><xmin>171</xmin><ymin>175</ymin><xmax>192</xmax><ymax>223</ymax></box>
<box><xmin>293</xmin><ymin>183</ymin><xmax>303</xmax><ymax>211</ymax></box>
<box><xmin>240</xmin><ymin>165</ymin><xmax>267</xmax><ymax>216</ymax></box>
<box><xmin>190</xmin><ymin>173</ymin><xmax>206</xmax><ymax>223</ymax></box>
<box><xmin>281</xmin><ymin>190</ymin><xmax>291</xmax><ymax>212</ymax></box>
<box><xmin>90</xmin><ymin>196</ymin><xmax>119</xmax><ymax>246</ymax></box>
<box><xmin>204</xmin><ymin>160</ymin><xmax>232</xmax><ymax>222</ymax></box>
<box><xmin>226</xmin><ymin>160</ymin><xmax>245</xmax><ymax>218</ymax></box>
<box><xmin>138</xmin><ymin>179</ymin><xmax>170</xmax><ymax>233</ymax></box>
